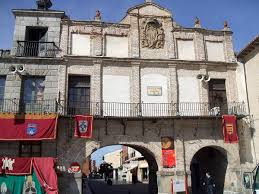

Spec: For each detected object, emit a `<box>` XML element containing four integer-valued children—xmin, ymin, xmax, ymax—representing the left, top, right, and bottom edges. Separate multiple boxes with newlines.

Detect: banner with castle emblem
<box><xmin>0</xmin><ymin>157</ymin><xmax>58</xmax><ymax>194</ymax></box>
<box><xmin>74</xmin><ymin>115</ymin><xmax>93</xmax><ymax>138</ymax></box>
<box><xmin>0</xmin><ymin>113</ymin><xmax>58</xmax><ymax>140</ymax></box>
<box><xmin>222</xmin><ymin>115</ymin><xmax>238</xmax><ymax>143</ymax></box>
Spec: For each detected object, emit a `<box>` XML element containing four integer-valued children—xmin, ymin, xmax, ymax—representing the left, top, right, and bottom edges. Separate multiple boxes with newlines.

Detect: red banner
<box><xmin>0</xmin><ymin>157</ymin><xmax>58</xmax><ymax>194</ymax></box>
<box><xmin>74</xmin><ymin>115</ymin><xmax>93</xmax><ymax>138</ymax></box>
<box><xmin>222</xmin><ymin>115</ymin><xmax>238</xmax><ymax>143</ymax></box>
<box><xmin>162</xmin><ymin>149</ymin><xmax>176</xmax><ymax>168</ymax></box>
<box><xmin>0</xmin><ymin>157</ymin><xmax>32</xmax><ymax>175</ymax></box>
<box><xmin>0</xmin><ymin>113</ymin><xmax>57</xmax><ymax>140</ymax></box>
<box><xmin>161</xmin><ymin>137</ymin><xmax>176</xmax><ymax>168</ymax></box>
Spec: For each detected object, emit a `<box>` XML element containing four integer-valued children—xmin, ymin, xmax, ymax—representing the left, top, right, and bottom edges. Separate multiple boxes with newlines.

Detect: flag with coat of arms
<box><xmin>74</xmin><ymin>115</ymin><xmax>93</xmax><ymax>138</ymax></box>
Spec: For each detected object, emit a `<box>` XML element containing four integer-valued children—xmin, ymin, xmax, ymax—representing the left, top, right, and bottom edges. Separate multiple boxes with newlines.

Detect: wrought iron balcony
<box><xmin>16</xmin><ymin>41</ymin><xmax>60</xmax><ymax>58</ymax></box>
<box><xmin>0</xmin><ymin>99</ymin><xmax>247</xmax><ymax>118</ymax></box>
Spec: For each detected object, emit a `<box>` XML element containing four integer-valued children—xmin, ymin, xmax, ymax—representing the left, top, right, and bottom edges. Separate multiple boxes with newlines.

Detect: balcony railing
<box><xmin>16</xmin><ymin>41</ymin><xmax>60</xmax><ymax>58</ymax></box>
<box><xmin>0</xmin><ymin>99</ymin><xmax>247</xmax><ymax>118</ymax></box>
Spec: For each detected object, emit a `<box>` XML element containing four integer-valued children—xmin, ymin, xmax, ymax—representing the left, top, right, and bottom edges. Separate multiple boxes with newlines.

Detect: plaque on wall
<box><xmin>147</xmin><ymin>86</ymin><xmax>162</xmax><ymax>96</ymax></box>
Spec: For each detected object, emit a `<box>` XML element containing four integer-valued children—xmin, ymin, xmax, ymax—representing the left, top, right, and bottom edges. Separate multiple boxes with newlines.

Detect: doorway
<box><xmin>190</xmin><ymin>147</ymin><xmax>228</xmax><ymax>194</ymax></box>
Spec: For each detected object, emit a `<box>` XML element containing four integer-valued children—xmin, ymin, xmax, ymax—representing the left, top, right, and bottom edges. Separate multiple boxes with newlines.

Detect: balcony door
<box><xmin>208</xmin><ymin>79</ymin><xmax>228</xmax><ymax>115</ymax></box>
<box><xmin>24</xmin><ymin>27</ymin><xmax>48</xmax><ymax>57</ymax></box>
<box><xmin>68</xmin><ymin>76</ymin><xmax>90</xmax><ymax>115</ymax></box>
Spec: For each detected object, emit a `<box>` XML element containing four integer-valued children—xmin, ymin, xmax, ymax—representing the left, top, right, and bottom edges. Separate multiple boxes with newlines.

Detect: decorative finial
<box><xmin>95</xmin><ymin>10</ymin><xmax>101</xmax><ymax>21</ymax></box>
<box><xmin>223</xmin><ymin>21</ymin><xmax>231</xmax><ymax>31</ymax></box>
<box><xmin>194</xmin><ymin>17</ymin><xmax>201</xmax><ymax>28</ymax></box>
<box><xmin>37</xmin><ymin>0</ymin><xmax>52</xmax><ymax>10</ymax></box>
<box><xmin>145</xmin><ymin>0</ymin><xmax>153</xmax><ymax>3</ymax></box>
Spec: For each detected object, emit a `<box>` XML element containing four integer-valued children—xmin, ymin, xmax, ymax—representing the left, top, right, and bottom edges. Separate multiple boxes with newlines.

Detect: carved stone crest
<box><xmin>141</xmin><ymin>19</ymin><xmax>165</xmax><ymax>49</ymax></box>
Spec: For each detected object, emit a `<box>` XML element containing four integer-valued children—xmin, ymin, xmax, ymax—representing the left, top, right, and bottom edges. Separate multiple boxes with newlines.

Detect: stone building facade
<box><xmin>0</xmin><ymin>1</ymin><xmax>253</xmax><ymax>194</ymax></box>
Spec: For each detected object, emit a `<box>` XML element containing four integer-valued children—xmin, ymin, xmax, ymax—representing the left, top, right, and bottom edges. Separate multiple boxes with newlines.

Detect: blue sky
<box><xmin>0</xmin><ymin>0</ymin><xmax>259</xmax><ymax>52</ymax></box>
<box><xmin>91</xmin><ymin>145</ymin><xmax>122</xmax><ymax>166</ymax></box>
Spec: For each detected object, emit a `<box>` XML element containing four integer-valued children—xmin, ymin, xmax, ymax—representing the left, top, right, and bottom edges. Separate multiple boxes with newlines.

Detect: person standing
<box><xmin>203</xmin><ymin>172</ymin><xmax>215</xmax><ymax>194</ymax></box>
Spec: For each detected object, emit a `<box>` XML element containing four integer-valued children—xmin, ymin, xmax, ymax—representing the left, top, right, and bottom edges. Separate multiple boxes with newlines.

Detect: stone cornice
<box><xmin>62</xmin><ymin>20</ymin><xmax>130</xmax><ymax>29</ymax></box>
<box><xmin>173</xmin><ymin>27</ymin><xmax>233</xmax><ymax>35</ymax></box>
<box><xmin>12</xmin><ymin>9</ymin><xmax>65</xmax><ymax>18</ymax></box>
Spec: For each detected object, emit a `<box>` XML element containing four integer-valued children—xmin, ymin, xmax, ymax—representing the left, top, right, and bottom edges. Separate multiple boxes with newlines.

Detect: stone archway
<box><xmin>190</xmin><ymin>146</ymin><xmax>228</xmax><ymax>194</ymax></box>
<box><xmin>87</xmin><ymin>143</ymin><xmax>159</xmax><ymax>194</ymax></box>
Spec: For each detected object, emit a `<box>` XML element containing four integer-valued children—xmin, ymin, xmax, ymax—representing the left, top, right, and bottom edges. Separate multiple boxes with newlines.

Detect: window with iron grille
<box><xmin>68</xmin><ymin>76</ymin><xmax>90</xmax><ymax>115</ymax></box>
<box><xmin>0</xmin><ymin>76</ymin><xmax>6</xmax><ymax>99</ymax></box>
<box><xmin>19</xmin><ymin>141</ymin><xmax>41</xmax><ymax>157</ymax></box>
<box><xmin>21</xmin><ymin>77</ymin><xmax>45</xmax><ymax>113</ymax></box>
<box><xmin>209</xmin><ymin>79</ymin><xmax>228</xmax><ymax>114</ymax></box>
<box><xmin>22</xmin><ymin>77</ymin><xmax>45</xmax><ymax>102</ymax></box>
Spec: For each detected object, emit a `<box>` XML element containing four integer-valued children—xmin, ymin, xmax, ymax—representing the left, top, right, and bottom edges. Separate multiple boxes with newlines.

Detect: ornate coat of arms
<box><xmin>141</xmin><ymin>19</ymin><xmax>165</xmax><ymax>49</ymax></box>
<box><xmin>79</xmin><ymin>120</ymin><xmax>88</xmax><ymax>133</ymax></box>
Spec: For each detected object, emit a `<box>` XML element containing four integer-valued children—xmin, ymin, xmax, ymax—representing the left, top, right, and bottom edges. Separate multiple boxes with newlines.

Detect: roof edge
<box><xmin>237</xmin><ymin>35</ymin><xmax>259</xmax><ymax>59</ymax></box>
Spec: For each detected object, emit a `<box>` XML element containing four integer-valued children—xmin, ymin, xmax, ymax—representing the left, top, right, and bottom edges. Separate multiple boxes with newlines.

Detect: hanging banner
<box><xmin>0</xmin><ymin>113</ymin><xmax>58</xmax><ymax>140</ymax></box>
<box><xmin>161</xmin><ymin>137</ymin><xmax>176</xmax><ymax>168</ymax></box>
<box><xmin>0</xmin><ymin>157</ymin><xmax>58</xmax><ymax>194</ymax></box>
<box><xmin>74</xmin><ymin>115</ymin><xmax>93</xmax><ymax>138</ymax></box>
<box><xmin>0</xmin><ymin>157</ymin><xmax>32</xmax><ymax>175</ymax></box>
<box><xmin>0</xmin><ymin>170</ymin><xmax>46</xmax><ymax>194</ymax></box>
<box><xmin>222</xmin><ymin>115</ymin><xmax>238</xmax><ymax>143</ymax></box>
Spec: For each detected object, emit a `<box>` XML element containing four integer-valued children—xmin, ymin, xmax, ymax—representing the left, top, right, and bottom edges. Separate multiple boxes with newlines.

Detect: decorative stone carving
<box><xmin>141</xmin><ymin>19</ymin><xmax>165</xmax><ymax>49</ymax></box>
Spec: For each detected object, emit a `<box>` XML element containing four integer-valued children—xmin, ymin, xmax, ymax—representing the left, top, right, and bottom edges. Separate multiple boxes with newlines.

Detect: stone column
<box><xmin>199</xmin><ymin>64</ymin><xmax>208</xmax><ymax>103</ymax></box>
<box><xmin>130</xmin><ymin>15</ymin><xmax>140</xmax><ymax>58</ymax></box>
<box><xmin>223</xmin><ymin>31</ymin><xmax>236</xmax><ymax>63</ymax></box>
<box><xmin>131</xmin><ymin>62</ymin><xmax>141</xmax><ymax>103</ymax></box>
<box><xmin>165</xmin><ymin>18</ymin><xmax>176</xmax><ymax>59</ymax></box>
<box><xmin>169</xmin><ymin>64</ymin><xmax>178</xmax><ymax>105</ymax></box>
<box><xmin>194</xmin><ymin>30</ymin><xmax>206</xmax><ymax>61</ymax></box>
<box><xmin>60</xmin><ymin>21</ymin><xmax>69</xmax><ymax>56</ymax></box>
<box><xmin>93</xmin><ymin>60</ymin><xmax>103</xmax><ymax>115</ymax></box>
<box><xmin>226</xmin><ymin>65</ymin><xmax>238</xmax><ymax>103</ymax></box>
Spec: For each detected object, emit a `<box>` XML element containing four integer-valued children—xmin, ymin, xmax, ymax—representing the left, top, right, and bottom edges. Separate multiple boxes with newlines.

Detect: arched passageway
<box><xmin>190</xmin><ymin>146</ymin><xmax>228</xmax><ymax>194</ymax></box>
<box><xmin>84</xmin><ymin>144</ymin><xmax>158</xmax><ymax>194</ymax></box>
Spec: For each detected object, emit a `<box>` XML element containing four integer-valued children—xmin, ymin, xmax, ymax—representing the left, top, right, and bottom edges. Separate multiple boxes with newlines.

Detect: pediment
<box><xmin>127</xmin><ymin>3</ymin><xmax>172</xmax><ymax>17</ymax></box>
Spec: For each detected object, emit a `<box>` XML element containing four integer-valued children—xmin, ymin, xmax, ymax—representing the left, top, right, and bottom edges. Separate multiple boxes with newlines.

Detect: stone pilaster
<box><xmin>169</xmin><ymin>64</ymin><xmax>178</xmax><ymax>104</ymax></box>
<box><xmin>131</xmin><ymin>62</ymin><xmax>140</xmax><ymax>104</ymax></box>
<box><xmin>199</xmin><ymin>64</ymin><xmax>208</xmax><ymax>103</ymax></box>
<box><xmin>93</xmin><ymin>60</ymin><xmax>102</xmax><ymax>103</ymax></box>
<box><xmin>226</xmin><ymin>65</ymin><xmax>238</xmax><ymax>102</ymax></box>
<box><xmin>165</xmin><ymin>18</ymin><xmax>176</xmax><ymax>59</ymax></box>
<box><xmin>58</xmin><ymin>64</ymin><xmax>67</xmax><ymax>101</ymax></box>
<box><xmin>194</xmin><ymin>30</ymin><xmax>206</xmax><ymax>61</ymax></box>
<box><xmin>130</xmin><ymin>16</ymin><xmax>140</xmax><ymax>58</ymax></box>
<box><xmin>60</xmin><ymin>22</ymin><xmax>69</xmax><ymax>56</ymax></box>
<box><xmin>224</xmin><ymin>32</ymin><xmax>236</xmax><ymax>63</ymax></box>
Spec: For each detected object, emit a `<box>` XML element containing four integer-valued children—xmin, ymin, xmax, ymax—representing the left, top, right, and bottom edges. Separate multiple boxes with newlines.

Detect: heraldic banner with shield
<box><xmin>0</xmin><ymin>113</ymin><xmax>58</xmax><ymax>140</ymax></box>
<box><xmin>74</xmin><ymin>115</ymin><xmax>93</xmax><ymax>138</ymax></box>
<box><xmin>222</xmin><ymin>115</ymin><xmax>238</xmax><ymax>143</ymax></box>
<box><xmin>0</xmin><ymin>157</ymin><xmax>58</xmax><ymax>194</ymax></box>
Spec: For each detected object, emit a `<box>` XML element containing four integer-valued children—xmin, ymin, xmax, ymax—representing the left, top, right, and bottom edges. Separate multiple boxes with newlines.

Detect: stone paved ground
<box><xmin>87</xmin><ymin>179</ymin><xmax>149</xmax><ymax>194</ymax></box>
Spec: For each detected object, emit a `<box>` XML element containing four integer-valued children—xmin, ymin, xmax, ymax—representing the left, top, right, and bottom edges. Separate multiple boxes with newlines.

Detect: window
<box><xmin>68</xmin><ymin>76</ymin><xmax>91</xmax><ymax>115</ymax></box>
<box><xmin>177</xmin><ymin>39</ymin><xmax>195</xmax><ymax>60</ymax></box>
<box><xmin>106</xmin><ymin>36</ymin><xmax>128</xmax><ymax>58</ymax></box>
<box><xmin>209</xmin><ymin>79</ymin><xmax>228</xmax><ymax>114</ymax></box>
<box><xmin>19</xmin><ymin>141</ymin><xmax>41</xmax><ymax>157</ymax></box>
<box><xmin>22</xmin><ymin>77</ymin><xmax>45</xmax><ymax>103</ymax></box>
<box><xmin>72</xmin><ymin>34</ymin><xmax>91</xmax><ymax>56</ymax></box>
<box><xmin>0</xmin><ymin>76</ymin><xmax>5</xmax><ymax>99</ymax></box>
<box><xmin>206</xmin><ymin>41</ymin><xmax>225</xmax><ymax>61</ymax></box>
